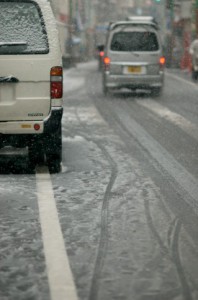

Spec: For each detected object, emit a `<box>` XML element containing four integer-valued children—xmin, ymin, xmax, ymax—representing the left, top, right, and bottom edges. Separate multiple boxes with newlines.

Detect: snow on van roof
<box><xmin>109</xmin><ymin>16</ymin><xmax>159</xmax><ymax>31</ymax></box>
<box><xmin>126</xmin><ymin>16</ymin><xmax>156</xmax><ymax>22</ymax></box>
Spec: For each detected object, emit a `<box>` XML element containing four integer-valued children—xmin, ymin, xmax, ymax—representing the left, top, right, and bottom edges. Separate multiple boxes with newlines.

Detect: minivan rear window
<box><xmin>110</xmin><ymin>31</ymin><xmax>159</xmax><ymax>52</ymax></box>
<box><xmin>0</xmin><ymin>1</ymin><xmax>48</xmax><ymax>54</ymax></box>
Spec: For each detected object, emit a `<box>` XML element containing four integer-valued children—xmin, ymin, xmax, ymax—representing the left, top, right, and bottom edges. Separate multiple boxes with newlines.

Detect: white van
<box><xmin>102</xmin><ymin>16</ymin><xmax>165</xmax><ymax>96</ymax></box>
<box><xmin>0</xmin><ymin>0</ymin><xmax>63</xmax><ymax>172</ymax></box>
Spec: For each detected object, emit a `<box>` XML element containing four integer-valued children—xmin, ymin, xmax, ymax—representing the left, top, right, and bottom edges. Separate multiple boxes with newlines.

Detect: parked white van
<box><xmin>0</xmin><ymin>0</ymin><xmax>63</xmax><ymax>172</ymax></box>
<box><xmin>102</xmin><ymin>16</ymin><xmax>165</xmax><ymax>96</ymax></box>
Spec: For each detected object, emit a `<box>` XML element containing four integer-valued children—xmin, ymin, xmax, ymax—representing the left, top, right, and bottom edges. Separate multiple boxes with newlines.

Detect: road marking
<box><xmin>36</xmin><ymin>166</ymin><xmax>78</xmax><ymax>300</ymax></box>
<box><xmin>166</xmin><ymin>71</ymin><xmax>198</xmax><ymax>90</ymax></box>
<box><xmin>136</xmin><ymin>99</ymin><xmax>198</xmax><ymax>142</ymax></box>
<box><xmin>115</xmin><ymin>105</ymin><xmax>198</xmax><ymax>211</ymax></box>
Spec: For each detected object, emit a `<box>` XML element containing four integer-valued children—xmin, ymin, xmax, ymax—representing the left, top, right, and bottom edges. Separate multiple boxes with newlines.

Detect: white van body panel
<box><xmin>0</xmin><ymin>0</ymin><xmax>62</xmax><ymax>123</ymax></box>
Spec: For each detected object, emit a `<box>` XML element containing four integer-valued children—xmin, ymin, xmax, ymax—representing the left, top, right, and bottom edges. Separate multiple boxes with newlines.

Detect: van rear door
<box><xmin>0</xmin><ymin>1</ymin><xmax>52</xmax><ymax>121</ymax></box>
<box><xmin>108</xmin><ymin>29</ymin><xmax>161</xmax><ymax>74</ymax></box>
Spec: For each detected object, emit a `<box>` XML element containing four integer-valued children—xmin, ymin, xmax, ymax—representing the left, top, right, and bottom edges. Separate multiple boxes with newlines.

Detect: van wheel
<box><xmin>151</xmin><ymin>87</ymin><xmax>162</xmax><ymax>97</ymax></box>
<box><xmin>47</xmin><ymin>157</ymin><xmax>61</xmax><ymax>173</ymax></box>
<box><xmin>28</xmin><ymin>141</ymin><xmax>45</xmax><ymax>167</ymax></box>
<box><xmin>192</xmin><ymin>69</ymin><xmax>198</xmax><ymax>81</ymax></box>
<box><xmin>45</xmin><ymin>125</ymin><xmax>62</xmax><ymax>173</ymax></box>
<box><xmin>103</xmin><ymin>78</ymin><xmax>109</xmax><ymax>95</ymax></box>
<box><xmin>103</xmin><ymin>84</ymin><xmax>109</xmax><ymax>95</ymax></box>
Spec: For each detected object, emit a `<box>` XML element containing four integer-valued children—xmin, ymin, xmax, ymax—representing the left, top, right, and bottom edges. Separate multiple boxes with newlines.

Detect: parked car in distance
<box><xmin>102</xmin><ymin>16</ymin><xmax>165</xmax><ymax>96</ymax></box>
<box><xmin>189</xmin><ymin>37</ymin><xmax>198</xmax><ymax>81</ymax></box>
<box><xmin>96</xmin><ymin>44</ymin><xmax>105</xmax><ymax>71</ymax></box>
<box><xmin>0</xmin><ymin>0</ymin><xmax>63</xmax><ymax>172</ymax></box>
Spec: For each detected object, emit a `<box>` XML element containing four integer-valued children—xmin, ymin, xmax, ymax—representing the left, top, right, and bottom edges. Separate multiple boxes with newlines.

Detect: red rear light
<box><xmin>50</xmin><ymin>66</ymin><xmax>63</xmax><ymax>99</ymax></box>
<box><xmin>104</xmin><ymin>56</ymin><xmax>111</xmax><ymax>65</ymax></box>
<box><xmin>103</xmin><ymin>56</ymin><xmax>111</xmax><ymax>71</ymax></box>
<box><xmin>159</xmin><ymin>56</ymin><xmax>166</xmax><ymax>66</ymax></box>
<box><xmin>51</xmin><ymin>82</ymin><xmax>63</xmax><ymax>99</ymax></box>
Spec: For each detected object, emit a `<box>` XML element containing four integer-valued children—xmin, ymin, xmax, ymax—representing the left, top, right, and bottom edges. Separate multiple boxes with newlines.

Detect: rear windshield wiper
<box><xmin>0</xmin><ymin>41</ymin><xmax>28</xmax><ymax>54</ymax></box>
<box><xmin>0</xmin><ymin>41</ymin><xmax>27</xmax><ymax>47</ymax></box>
<box><xmin>0</xmin><ymin>76</ymin><xmax>19</xmax><ymax>83</ymax></box>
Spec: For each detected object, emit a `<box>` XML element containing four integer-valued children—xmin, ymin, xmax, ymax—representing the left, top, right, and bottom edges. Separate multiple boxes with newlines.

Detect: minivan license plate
<box><xmin>128</xmin><ymin>66</ymin><xmax>141</xmax><ymax>73</ymax></box>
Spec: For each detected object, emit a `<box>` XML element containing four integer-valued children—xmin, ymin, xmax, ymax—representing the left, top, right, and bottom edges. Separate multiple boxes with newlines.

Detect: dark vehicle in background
<box><xmin>189</xmin><ymin>38</ymin><xmax>198</xmax><ymax>80</ymax></box>
<box><xmin>95</xmin><ymin>23</ymin><xmax>108</xmax><ymax>71</ymax></box>
<box><xmin>96</xmin><ymin>44</ymin><xmax>105</xmax><ymax>71</ymax></box>
<box><xmin>102</xmin><ymin>16</ymin><xmax>165</xmax><ymax>96</ymax></box>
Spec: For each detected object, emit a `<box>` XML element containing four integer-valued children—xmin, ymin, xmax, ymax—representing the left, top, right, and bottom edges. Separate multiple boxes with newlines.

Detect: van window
<box><xmin>110</xmin><ymin>31</ymin><xmax>159</xmax><ymax>52</ymax></box>
<box><xmin>0</xmin><ymin>2</ymin><xmax>48</xmax><ymax>54</ymax></box>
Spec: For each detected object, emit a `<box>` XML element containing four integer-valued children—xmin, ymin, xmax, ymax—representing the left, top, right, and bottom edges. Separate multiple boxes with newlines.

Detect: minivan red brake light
<box><xmin>103</xmin><ymin>56</ymin><xmax>111</xmax><ymax>71</ymax></box>
<box><xmin>50</xmin><ymin>66</ymin><xmax>63</xmax><ymax>99</ymax></box>
<box><xmin>104</xmin><ymin>56</ymin><xmax>111</xmax><ymax>65</ymax></box>
<box><xmin>159</xmin><ymin>56</ymin><xmax>166</xmax><ymax>66</ymax></box>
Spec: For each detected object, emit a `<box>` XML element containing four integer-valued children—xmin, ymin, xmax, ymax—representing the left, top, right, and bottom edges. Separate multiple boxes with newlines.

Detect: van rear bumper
<box><xmin>0</xmin><ymin>107</ymin><xmax>63</xmax><ymax>135</ymax></box>
<box><xmin>0</xmin><ymin>107</ymin><xmax>63</xmax><ymax>148</ymax></box>
<box><xmin>105</xmin><ymin>73</ymin><xmax>164</xmax><ymax>89</ymax></box>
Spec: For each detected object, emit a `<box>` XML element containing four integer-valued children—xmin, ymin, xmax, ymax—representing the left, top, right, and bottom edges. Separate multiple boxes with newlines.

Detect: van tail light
<box><xmin>103</xmin><ymin>56</ymin><xmax>111</xmax><ymax>71</ymax></box>
<box><xmin>50</xmin><ymin>66</ymin><xmax>63</xmax><ymax>99</ymax></box>
<box><xmin>159</xmin><ymin>56</ymin><xmax>166</xmax><ymax>68</ymax></box>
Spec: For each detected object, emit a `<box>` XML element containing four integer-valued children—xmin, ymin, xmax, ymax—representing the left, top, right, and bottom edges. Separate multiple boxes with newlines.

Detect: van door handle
<box><xmin>0</xmin><ymin>76</ymin><xmax>19</xmax><ymax>83</ymax></box>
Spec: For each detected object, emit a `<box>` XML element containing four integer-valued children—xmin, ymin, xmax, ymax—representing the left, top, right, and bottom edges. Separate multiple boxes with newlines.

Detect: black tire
<box><xmin>0</xmin><ymin>137</ymin><xmax>3</xmax><ymax>149</ymax></box>
<box><xmin>98</xmin><ymin>59</ymin><xmax>102</xmax><ymax>71</ymax></box>
<box><xmin>192</xmin><ymin>69</ymin><xmax>198</xmax><ymax>81</ymax></box>
<box><xmin>151</xmin><ymin>87</ymin><xmax>162</xmax><ymax>97</ymax></box>
<box><xmin>28</xmin><ymin>140</ymin><xmax>45</xmax><ymax>168</ymax></box>
<box><xmin>102</xmin><ymin>76</ymin><xmax>109</xmax><ymax>96</ymax></box>
<box><xmin>103</xmin><ymin>84</ymin><xmax>108</xmax><ymax>95</ymax></box>
<box><xmin>45</xmin><ymin>125</ymin><xmax>62</xmax><ymax>173</ymax></box>
<box><xmin>48</xmin><ymin>157</ymin><xmax>61</xmax><ymax>173</ymax></box>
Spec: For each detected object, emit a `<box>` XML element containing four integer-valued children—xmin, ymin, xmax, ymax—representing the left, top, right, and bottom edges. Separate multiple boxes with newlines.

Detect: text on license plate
<box><xmin>127</xmin><ymin>66</ymin><xmax>141</xmax><ymax>73</ymax></box>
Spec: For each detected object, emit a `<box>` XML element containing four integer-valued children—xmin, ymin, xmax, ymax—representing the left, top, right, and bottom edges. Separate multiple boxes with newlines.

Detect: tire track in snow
<box><xmin>74</xmin><ymin>109</ymin><xmax>118</xmax><ymax>300</ymax></box>
<box><xmin>135</xmin><ymin>99</ymin><xmax>198</xmax><ymax>142</ymax></box>
<box><xmin>143</xmin><ymin>189</ymin><xmax>192</xmax><ymax>300</ymax></box>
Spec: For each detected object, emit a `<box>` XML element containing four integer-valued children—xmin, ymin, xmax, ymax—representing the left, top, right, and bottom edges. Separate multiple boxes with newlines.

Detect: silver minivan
<box><xmin>102</xmin><ymin>17</ymin><xmax>165</xmax><ymax>96</ymax></box>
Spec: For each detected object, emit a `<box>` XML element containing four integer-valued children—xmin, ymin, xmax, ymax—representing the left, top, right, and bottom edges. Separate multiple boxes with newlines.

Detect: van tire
<box><xmin>192</xmin><ymin>69</ymin><xmax>198</xmax><ymax>81</ymax></box>
<box><xmin>45</xmin><ymin>124</ymin><xmax>62</xmax><ymax>173</ymax></box>
<box><xmin>28</xmin><ymin>141</ymin><xmax>45</xmax><ymax>167</ymax></box>
<box><xmin>48</xmin><ymin>157</ymin><xmax>61</xmax><ymax>173</ymax></box>
<box><xmin>151</xmin><ymin>87</ymin><xmax>162</xmax><ymax>97</ymax></box>
<box><xmin>103</xmin><ymin>78</ymin><xmax>109</xmax><ymax>95</ymax></box>
<box><xmin>103</xmin><ymin>85</ymin><xmax>108</xmax><ymax>95</ymax></box>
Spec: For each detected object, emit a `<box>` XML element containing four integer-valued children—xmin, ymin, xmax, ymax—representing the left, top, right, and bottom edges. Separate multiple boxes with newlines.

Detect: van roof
<box><xmin>126</xmin><ymin>16</ymin><xmax>156</xmax><ymax>23</ymax></box>
<box><xmin>108</xmin><ymin>16</ymin><xmax>159</xmax><ymax>31</ymax></box>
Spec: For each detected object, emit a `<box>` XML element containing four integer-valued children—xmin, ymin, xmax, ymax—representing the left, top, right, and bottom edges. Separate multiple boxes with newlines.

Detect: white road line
<box><xmin>36</xmin><ymin>166</ymin><xmax>78</xmax><ymax>300</ymax></box>
<box><xmin>136</xmin><ymin>99</ymin><xmax>198</xmax><ymax>142</ymax></box>
<box><xmin>166</xmin><ymin>71</ymin><xmax>198</xmax><ymax>90</ymax></box>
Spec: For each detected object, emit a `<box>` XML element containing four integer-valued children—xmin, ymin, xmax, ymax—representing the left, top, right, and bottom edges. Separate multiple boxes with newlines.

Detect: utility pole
<box><xmin>68</xmin><ymin>0</ymin><xmax>74</xmax><ymax>66</ymax></box>
<box><xmin>196</xmin><ymin>0</ymin><xmax>198</xmax><ymax>35</ymax></box>
<box><xmin>153</xmin><ymin>0</ymin><xmax>166</xmax><ymax>43</ymax></box>
<box><xmin>169</xmin><ymin>0</ymin><xmax>174</xmax><ymax>67</ymax></box>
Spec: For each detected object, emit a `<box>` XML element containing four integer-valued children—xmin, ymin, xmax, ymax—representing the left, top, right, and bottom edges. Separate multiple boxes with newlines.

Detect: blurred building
<box><xmin>165</xmin><ymin>0</ymin><xmax>192</xmax><ymax>68</ymax></box>
<box><xmin>49</xmin><ymin>0</ymin><xmax>97</xmax><ymax>63</ymax></box>
<box><xmin>49</xmin><ymin>0</ymin><xmax>196</xmax><ymax>69</ymax></box>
